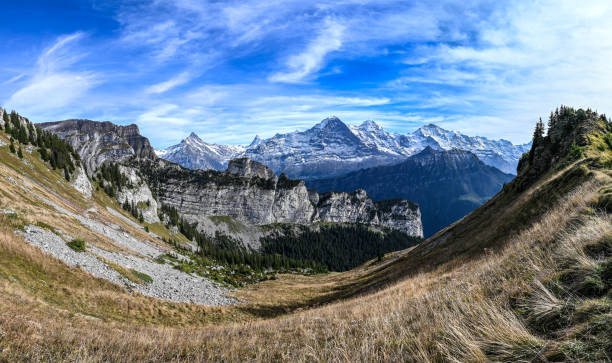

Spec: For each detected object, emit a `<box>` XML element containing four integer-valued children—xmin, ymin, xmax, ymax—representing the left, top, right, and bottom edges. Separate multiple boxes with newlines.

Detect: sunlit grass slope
<box><xmin>0</xmin><ymin>107</ymin><xmax>611</xmax><ymax>361</ymax></box>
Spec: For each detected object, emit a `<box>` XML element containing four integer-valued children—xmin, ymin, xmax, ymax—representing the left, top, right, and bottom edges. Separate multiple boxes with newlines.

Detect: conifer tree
<box><xmin>9</xmin><ymin>140</ymin><xmax>15</xmax><ymax>154</ymax></box>
<box><xmin>533</xmin><ymin>117</ymin><xmax>545</xmax><ymax>145</ymax></box>
<box><xmin>64</xmin><ymin>168</ymin><xmax>70</xmax><ymax>181</ymax></box>
<box><xmin>17</xmin><ymin>147</ymin><xmax>23</xmax><ymax>159</ymax></box>
<box><xmin>39</xmin><ymin>147</ymin><xmax>48</xmax><ymax>161</ymax></box>
<box><xmin>547</xmin><ymin>111</ymin><xmax>555</xmax><ymax>131</ymax></box>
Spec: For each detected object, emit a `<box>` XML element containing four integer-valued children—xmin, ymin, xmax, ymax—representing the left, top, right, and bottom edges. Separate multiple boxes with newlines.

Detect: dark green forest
<box><xmin>261</xmin><ymin>224</ymin><xmax>422</xmax><ymax>271</ymax></box>
<box><xmin>159</xmin><ymin>204</ymin><xmax>329</xmax><ymax>273</ymax></box>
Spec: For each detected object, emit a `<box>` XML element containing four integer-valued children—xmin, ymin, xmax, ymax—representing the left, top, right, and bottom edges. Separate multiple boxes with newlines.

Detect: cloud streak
<box><xmin>145</xmin><ymin>72</ymin><xmax>192</xmax><ymax>94</ymax></box>
<box><xmin>2</xmin><ymin>0</ymin><xmax>612</xmax><ymax>147</ymax></box>
<box><xmin>269</xmin><ymin>19</ymin><xmax>345</xmax><ymax>83</ymax></box>
<box><xmin>4</xmin><ymin>32</ymin><xmax>101</xmax><ymax>117</ymax></box>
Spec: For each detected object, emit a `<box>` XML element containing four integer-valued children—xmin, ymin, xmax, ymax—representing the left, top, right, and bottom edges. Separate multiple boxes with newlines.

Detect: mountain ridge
<box><xmin>158</xmin><ymin>117</ymin><xmax>530</xmax><ymax>177</ymax></box>
<box><xmin>37</xmin><ymin>117</ymin><xmax>424</xmax><ymax>247</ymax></box>
<box><xmin>308</xmin><ymin>146</ymin><xmax>514</xmax><ymax>236</ymax></box>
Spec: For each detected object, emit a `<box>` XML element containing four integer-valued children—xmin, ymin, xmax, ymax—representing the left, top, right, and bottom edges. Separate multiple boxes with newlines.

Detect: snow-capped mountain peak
<box><xmin>160</xmin><ymin>132</ymin><xmax>244</xmax><ymax>171</ymax></box>
<box><xmin>359</xmin><ymin>120</ymin><xmax>383</xmax><ymax>131</ymax></box>
<box><xmin>314</xmin><ymin>116</ymin><xmax>343</xmax><ymax>129</ymax></box>
<box><xmin>248</xmin><ymin>135</ymin><xmax>263</xmax><ymax>148</ymax></box>
<box><xmin>186</xmin><ymin>131</ymin><xmax>201</xmax><ymax>140</ymax></box>
<box><xmin>184</xmin><ymin>132</ymin><xmax>205</xmax><ymax>146</ymax></box>
<box><xmin>158</xmin><ymin>116</ymin><xmax>531</xmax><ymax>177</ymax></box>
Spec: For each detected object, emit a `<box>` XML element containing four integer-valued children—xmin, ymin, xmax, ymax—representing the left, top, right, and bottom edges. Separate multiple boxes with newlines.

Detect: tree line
<box><xmin>160</xmin><ymin>204</ymin><xmax>328</xmax><ymax>273</ymax></box>
<box><xmin>2</xmin><ymin>110</ymin><xmax>80</xmax><ymax>181</ymax></box>
<box><xmin>261</xmin><ymin>224</ymin><xmax>423</xmax><ymax>271</ymax></box>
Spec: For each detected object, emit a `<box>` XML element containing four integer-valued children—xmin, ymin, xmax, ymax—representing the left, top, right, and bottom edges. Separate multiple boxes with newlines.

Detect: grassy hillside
<box><xmin>0</xmin><ymin>107</ymin><xmax>611</xmax><ymax>361</ymax></box>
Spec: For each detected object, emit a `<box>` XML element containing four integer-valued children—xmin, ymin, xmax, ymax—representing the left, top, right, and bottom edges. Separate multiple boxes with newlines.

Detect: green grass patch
<box><xmin>136</xmin><ymin>201</ymin><xmax>149</xmax><ymax>209</ymax></box>
<box><xmin>145</xmin><ymin>222</ymin><xmax>191</xmax><ymax>244</ymax></box>
<box><xmin>66</xmin><ymin>238</ymin><xmax>86</xmax><ymax>252</ymax></box>
<box><xmin>35</xmin><ymin>221</ymin><xmax>55</xmax><ymax>231</ymax></box>
<box><xmin>102</xmin><ymin>258</ymin><xmax>152</xmax><ymax>285</ymax></box>
<box><xmin>130</xmin><ymin>269</ymin><xmax>153</xmax><ymax>284</ymax></box>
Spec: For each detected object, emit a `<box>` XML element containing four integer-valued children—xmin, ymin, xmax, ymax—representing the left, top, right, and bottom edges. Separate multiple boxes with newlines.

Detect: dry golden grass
<box><xmin>1</xmin><ymin>173</ymin><xmax>608</xmax><ymax>361</ymax></box>
<box><xmin>1</xmin><ymin>128</ymin><xmax>611</xmax><ymax>361</ymax></box>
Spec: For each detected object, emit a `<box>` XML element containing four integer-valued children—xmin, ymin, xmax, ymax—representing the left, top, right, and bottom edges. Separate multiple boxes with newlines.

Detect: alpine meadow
<box><xmin>1</xmin><ymin>1</ymin><xmax>612</xmax><ymax>362</ymax></box>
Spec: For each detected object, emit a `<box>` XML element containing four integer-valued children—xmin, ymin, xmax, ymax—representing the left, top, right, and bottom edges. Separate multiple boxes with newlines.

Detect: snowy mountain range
<box><xmin>156</xmin><ymin>117</ymin><xmax>531</xmax><ymax>179</ymax></box>
<box><xmin>155</xmin><ymin>132</ymin><xmax>245</xmax><ymax>171</ymax></box>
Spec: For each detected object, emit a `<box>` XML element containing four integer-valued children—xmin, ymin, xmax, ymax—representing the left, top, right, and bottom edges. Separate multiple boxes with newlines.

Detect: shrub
<box><xmin>569</xmin><ymin>142</ymin><xmax>584</xmax><ymax>160</ymax></box>
<box><xmin>604</xmin><ymin>133</ymin><xmax>612</xmax><ymax>149</ymax></box>
<box><xmin>66</xmin><ymin>238</ymin><xmax>86</xmax><ymax>252</ymax></box>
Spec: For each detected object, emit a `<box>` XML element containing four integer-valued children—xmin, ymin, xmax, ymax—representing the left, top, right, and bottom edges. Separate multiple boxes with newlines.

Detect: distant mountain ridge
<box><xmin>156</xmin><ymin>132</ymin><xmax>244</xmax><ymax>171</ymax></box>
<box><xmin>307</xmin><ymin>147</ymin><xmax>515</xmax><ymax>237</ymax></box>
<box><xmin>158</xmin><ymin>117</ymin><xmax>530</xmax><ymax>178</ymax></box>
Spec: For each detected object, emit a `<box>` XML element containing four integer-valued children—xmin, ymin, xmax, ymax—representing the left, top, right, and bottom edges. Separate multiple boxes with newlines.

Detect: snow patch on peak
<box><xmin>359</xmin><ymin>120</ymin><xmax>383</xmax><ymax>131</ymax></box>
<box><xmin>314</xmin><ymin>116</ymin><xmax>343</xmax><ymax>129</ymax></box>
<box><xmin>248</xmin><ymin>135</ymin><xmax>263</xmax><ymax>148</ymax></box>
<box><xmin>187</xmin><ymin>132</ymin><xmax>201</xmax><ymax>140</ymax></box>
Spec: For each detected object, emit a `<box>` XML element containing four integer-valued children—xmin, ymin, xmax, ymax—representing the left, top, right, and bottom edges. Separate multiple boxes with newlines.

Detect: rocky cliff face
<box><xmin>308</xmin><ymin>147</ymin><xmax>514</xmax><ymax>237</ymax></box>
<box><xmin>227</xmin><ymin>157</ymin><xmax>277</xmax><ymax>181</ymax></box>
<box><xmin>317</xmin><ymin>190</ymin><xmax>422</xmax><ymax>236</ymax></box>
<box><xmin>115</xmin><ymin>166</ymin><xmax>160</xmax><ymax>224</ymax></box>
<box><xmin>38</xmin><ymin>119</ymin><xmax>160</xmax><ymax>223</ymax></box>
<box><xmin>40</xmin><ymin>118</ymin><xmax>423</xmax><ymax>239</ymax></box>
<box><xmin>38</xmin><ymin>119</ymin><xmax>156</xmax><ymax>175</ymax></box>
<box><xmin>133</xmin><ymin>158</ymin><xmax>423</xmax><ymax>238</ymax></box>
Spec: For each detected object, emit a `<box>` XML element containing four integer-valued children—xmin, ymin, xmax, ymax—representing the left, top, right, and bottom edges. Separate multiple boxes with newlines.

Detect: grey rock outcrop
<box><xmin>317</xmin><ymin>190</ymin><xmax>422</xmax><ymax>236</ymax></box>
<box><xmin>38</xmin><ymin>119</ymin><xmax>156</xmax><ymax>175</ymax></box>
<box><xmin>227</xmin><ymin>158</ymin><xmax>277</xmax><ymax>181</ymax></box>
<box><xmin>134</xmin><ymin>158</ymin><xmax>423</xmax><ymax>237</ymax></box>
<box><xmin>71</xmin><ymin>166</ymin><xmax>92</xmax><ymax>198</ymax></box>
<box><xmin>114</xmin><ymin>166</ymin><xmax>160</xmax><ymax>224</ymax></box>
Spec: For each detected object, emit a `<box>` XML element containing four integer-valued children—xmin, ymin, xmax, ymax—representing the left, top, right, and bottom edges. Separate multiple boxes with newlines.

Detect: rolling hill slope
<box><xmin>1</xmin><ymin>106</ymin><xmax>611</xmax><ymax>361</ymax></box>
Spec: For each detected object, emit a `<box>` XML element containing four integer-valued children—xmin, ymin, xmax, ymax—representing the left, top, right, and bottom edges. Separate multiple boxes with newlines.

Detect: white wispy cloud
<box><xmin>269</xmin><ymin>19</ymin><xmax>345</xmax><ymax>83</ymax></box>
<box><xmin>387</xmin><ymin>0</ymin><xmax>612</xmax><ymax>142</ymax></box>
<box><xmin>4</xmin><ymin>32</ymin><xmax>101</xmax><ymax>117</ymax></box>
<box><xmin>145</xmin><ymin>72</ymin><xmax>192</xmax><ymax>94</ymax></box>
<box><xmin>4</xmin><ymin>0</ymin><xmax>612</xmax><ymax>147</ymax></box>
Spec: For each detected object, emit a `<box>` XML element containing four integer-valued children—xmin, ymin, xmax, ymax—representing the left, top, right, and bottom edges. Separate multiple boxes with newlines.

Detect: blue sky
<box><xmin>2</xmin><ymin>0</ymin><xmax>612</xmax><ymax>147</ymax></box>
